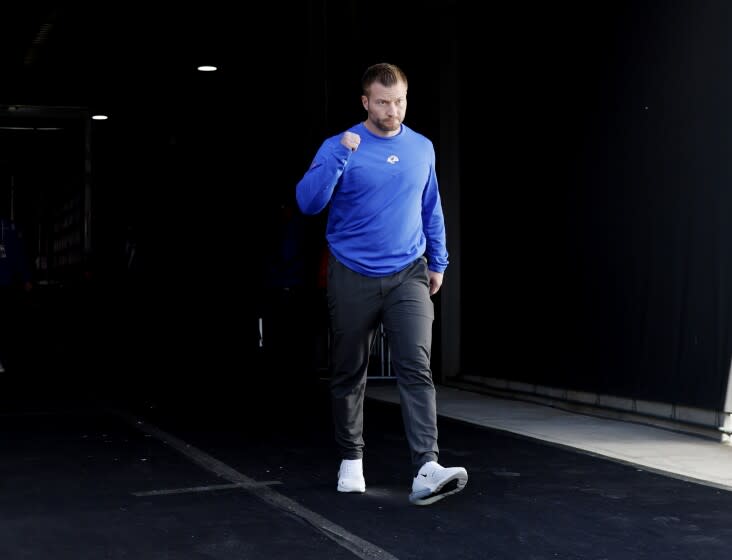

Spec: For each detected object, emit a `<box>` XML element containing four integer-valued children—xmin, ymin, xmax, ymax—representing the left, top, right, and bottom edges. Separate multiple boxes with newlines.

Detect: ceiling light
<box><xmin>197</xmin><ymin>65</ymin><xmax>217</xmax><ymax>72</ymax></box>
<box><xmin>91</xmin><ymin>114</ymin><xmax>108</xmax><ymax>121</ymax></box>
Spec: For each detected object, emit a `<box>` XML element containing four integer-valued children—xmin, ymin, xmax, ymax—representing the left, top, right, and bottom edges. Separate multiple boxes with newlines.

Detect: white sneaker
<box><xmin>337</xmin><ymin>459</ymin><xmax>366</xmax><ymax>493</ymax></box>
<box><xmin>409</xmin><ymin>461</ymin><xmax>468</xmax><ymax>505</ymax></box>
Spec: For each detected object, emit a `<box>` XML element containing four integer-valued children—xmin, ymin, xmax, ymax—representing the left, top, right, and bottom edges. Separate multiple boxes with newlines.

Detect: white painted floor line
<box><xmin>113</xmin><ymin>409</ymin><xmax>399</xmax><ymax>560</ymax></box>
<box><xmin>132</xmin><ymin>481</ymin><xmax>282</xmax><ymax>497</ymax></box>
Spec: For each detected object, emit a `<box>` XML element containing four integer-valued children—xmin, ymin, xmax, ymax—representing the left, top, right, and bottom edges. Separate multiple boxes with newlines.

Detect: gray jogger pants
<box><xmin>327</xmin><ymin>254</ymin><xmax>439</xmax><ymax>470</ymax></box>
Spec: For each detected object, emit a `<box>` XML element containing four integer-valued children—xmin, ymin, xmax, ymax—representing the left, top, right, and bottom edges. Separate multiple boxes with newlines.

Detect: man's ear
<box><xmin>361</xmin><ymin>95</ymin><xmax>368</xmax><ymax>111</ymax></box>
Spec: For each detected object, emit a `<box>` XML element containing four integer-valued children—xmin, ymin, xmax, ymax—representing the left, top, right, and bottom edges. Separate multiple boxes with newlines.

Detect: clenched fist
<box><xmin>340</xmin><ymin>131</ymin><xmax>361</xmax><ymax>151</ymax></box>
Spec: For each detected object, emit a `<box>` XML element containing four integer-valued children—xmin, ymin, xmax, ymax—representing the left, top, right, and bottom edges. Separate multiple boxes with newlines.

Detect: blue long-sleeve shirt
<box><xmin>296</xmin><ymin>123</ymin><xmax>448</xmax><ymax>277</ymax></box>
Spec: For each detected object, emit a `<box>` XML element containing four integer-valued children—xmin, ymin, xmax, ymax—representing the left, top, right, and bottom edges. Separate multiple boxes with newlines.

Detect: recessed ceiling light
<box><xmin>197</xmin><ymin>65</ymin><xmax>217</xmax><ymax>72</ymax></box>
<box><xmin>91</xmin><ymin>114</ymin><xmax>108</xmax><ymax>120</ymax></box>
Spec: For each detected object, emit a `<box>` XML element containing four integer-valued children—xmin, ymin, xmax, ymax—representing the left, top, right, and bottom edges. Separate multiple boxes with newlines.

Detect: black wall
<box><xmin>460</xmin><ymin>1</ymin><xmax>732</xmax><ymax>410</ymax></box>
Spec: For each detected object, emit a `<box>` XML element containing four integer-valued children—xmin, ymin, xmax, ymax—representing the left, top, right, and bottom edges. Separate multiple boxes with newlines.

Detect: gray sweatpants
<box><xmin>327</xmin><ymin>254</ymin><xmax>439</xmax><ymax>471</ymax></box>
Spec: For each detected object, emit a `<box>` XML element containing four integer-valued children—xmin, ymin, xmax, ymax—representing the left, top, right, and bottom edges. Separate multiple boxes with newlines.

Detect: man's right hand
<box><xmin>340</xmin><ymin>131</ymin><xmax>361</xmax><ymax>151</ymax></box>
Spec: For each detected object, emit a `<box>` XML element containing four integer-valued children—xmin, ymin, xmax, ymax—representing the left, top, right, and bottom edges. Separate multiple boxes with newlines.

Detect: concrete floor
<box><xmin>2</xmin><ymin>377</ymin><xmax>732</xmax><ymax>559</ymax></box>
<box><xmin>367</xmin><ymin>383</ymin><xmax>732</xmax><ymax>491</ymax></box>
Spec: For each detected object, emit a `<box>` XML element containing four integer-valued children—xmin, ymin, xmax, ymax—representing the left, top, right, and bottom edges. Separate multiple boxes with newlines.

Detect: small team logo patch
<box><xmin>386</xmin><ymin>155</ymin><xmax>399</xmax><ymax>164</ymax></box>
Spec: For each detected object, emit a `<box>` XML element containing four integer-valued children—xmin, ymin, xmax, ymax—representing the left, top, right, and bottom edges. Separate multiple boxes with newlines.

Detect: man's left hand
<box><xmin>428</xmin><ymin>271</ymin><xmax>443</xmax><ymax>296</ymax></box>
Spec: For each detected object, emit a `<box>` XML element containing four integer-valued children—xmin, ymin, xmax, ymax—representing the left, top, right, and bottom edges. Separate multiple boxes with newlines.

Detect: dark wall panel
<box><xmin>460</xmin><ymin>1</ymin><xmax>732</xmax><ymax>410</ymax></box>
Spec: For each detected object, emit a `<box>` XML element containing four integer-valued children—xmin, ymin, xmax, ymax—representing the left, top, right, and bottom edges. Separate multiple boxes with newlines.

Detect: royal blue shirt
<box><xmin>296</xmin><ymin>123</ymin><xmax>448</xmax><ymax>277</ymax></box>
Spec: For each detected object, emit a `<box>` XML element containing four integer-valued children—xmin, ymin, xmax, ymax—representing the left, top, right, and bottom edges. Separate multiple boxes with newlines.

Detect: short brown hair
<box><xmin>361</xmin><ymin>63</ymin><xmax>408</xmax><ymax>96</ymax></box>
